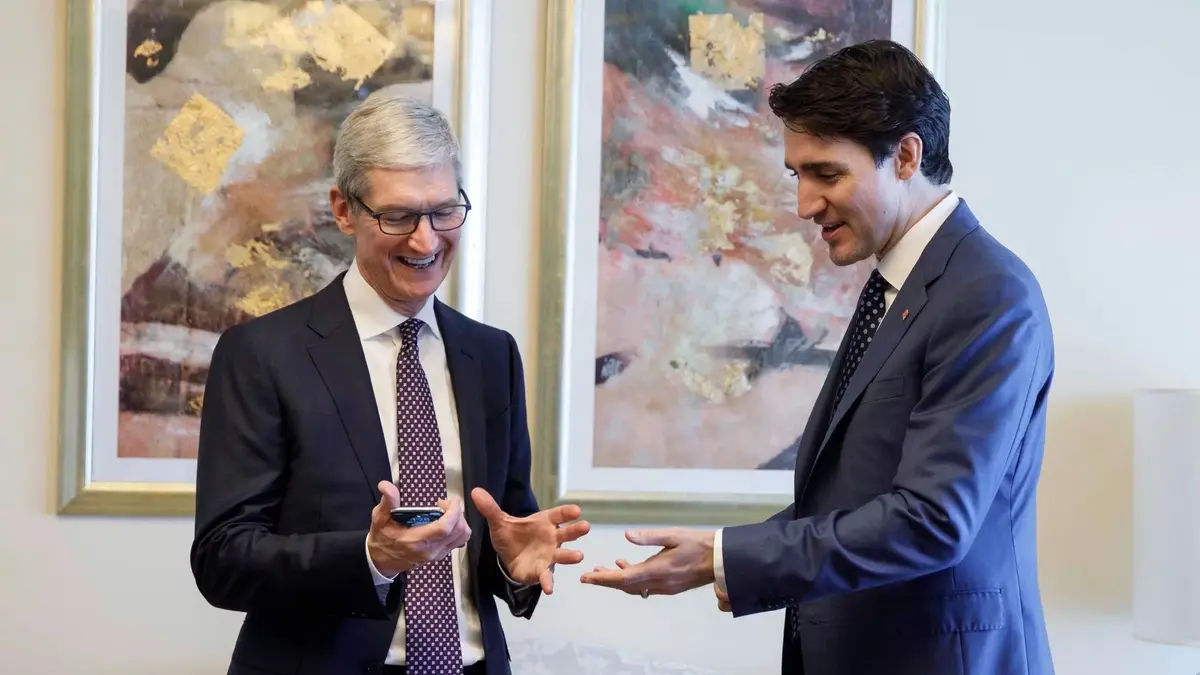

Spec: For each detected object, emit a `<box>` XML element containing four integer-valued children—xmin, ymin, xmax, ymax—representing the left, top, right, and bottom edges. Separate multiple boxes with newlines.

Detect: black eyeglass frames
<box><xmin>352</xmin><ymin>190</ymin><xmax>472</xmax><ymax>236</ymax></box>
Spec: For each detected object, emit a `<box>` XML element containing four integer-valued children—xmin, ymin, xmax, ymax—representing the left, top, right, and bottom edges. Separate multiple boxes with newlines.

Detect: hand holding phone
<box><xmin>390</xmin><ymin>506</ymin><xmax>446</xmax><ymax>528</ymax></box>
<box><xmin>367</xmin><ymin>484</ymin><xmax>471</xmax><ymax>577</ymax></box>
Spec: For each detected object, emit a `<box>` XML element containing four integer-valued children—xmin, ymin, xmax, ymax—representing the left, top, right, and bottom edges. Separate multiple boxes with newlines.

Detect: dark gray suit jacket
<box><xmin>191</xmin><ymin>276</ymin><xmax>540</xmax><ymax>675</ymax></box>
<box><xmin>723</xmin><ymin>201</ymin><xmax>1057</xmax><ymax>675</ymax></box>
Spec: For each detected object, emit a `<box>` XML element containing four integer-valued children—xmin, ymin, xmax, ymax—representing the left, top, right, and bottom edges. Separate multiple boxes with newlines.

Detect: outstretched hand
<box><xmin>470</xmin><ymin>488</ymin><xmax>590</xmax><ymax>594</ymax></box>
<box><xmin>578</xmin><ymin>528</ymin><xmax>716</xmax><ymax>597</ymax></box>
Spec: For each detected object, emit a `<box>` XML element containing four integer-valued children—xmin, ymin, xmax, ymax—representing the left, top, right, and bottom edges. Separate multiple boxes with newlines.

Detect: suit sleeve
<box><xmin>721</xmin><ymin>273</ymin><xmax>1052</xmax><ymax>616</ymax></box>
<box><xmin>190</xmin><ymin>323</ymin><xmax>397</xmax><ymax>619</ymax></box>
<box><xmin>715</xmin><ymin>504</ymin><xmax>793</xmax><ymax>593</ymax></box>
<box><xmin>481</xmin><ymin>332</ymin><xmax>543</xmax><ymax>617</ymax></box>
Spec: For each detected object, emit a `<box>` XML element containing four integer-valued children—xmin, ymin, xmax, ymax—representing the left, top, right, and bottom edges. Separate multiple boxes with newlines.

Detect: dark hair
<box><xmin>768</xmin><ymin>39</ymin><xmax>952</xmax><ymax>185</ymax></box>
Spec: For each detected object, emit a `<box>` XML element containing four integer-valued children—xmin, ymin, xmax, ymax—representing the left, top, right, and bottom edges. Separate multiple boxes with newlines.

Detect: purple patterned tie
<box><xmin>395</xmin><ymin>318</ymin><xmax>461</xmax><ymax>673</ymax></box>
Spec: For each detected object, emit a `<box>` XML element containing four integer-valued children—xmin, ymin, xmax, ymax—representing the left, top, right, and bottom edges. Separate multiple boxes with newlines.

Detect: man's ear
<box><xmin>894</xmin><ymin>132</ymin><xmax>924</xmax><ymax>181</ymax></box>
<box><xmin>330</xmin><ymin>186</ymin><xmax>355</xmax><ymax>235</ymax></box>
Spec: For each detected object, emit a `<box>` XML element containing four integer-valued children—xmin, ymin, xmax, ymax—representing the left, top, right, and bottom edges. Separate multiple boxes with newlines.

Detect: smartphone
<box><xmin>390</xmin><ymin>506</ymin><xmax>445</xmax><ymax>527</ymax></box>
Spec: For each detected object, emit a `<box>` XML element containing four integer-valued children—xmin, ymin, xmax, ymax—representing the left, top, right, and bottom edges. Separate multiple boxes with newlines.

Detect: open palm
<box><xmin>470</xmin><ymin>488</ymin><xmax>590</xmax><ymax>594</ymax></box>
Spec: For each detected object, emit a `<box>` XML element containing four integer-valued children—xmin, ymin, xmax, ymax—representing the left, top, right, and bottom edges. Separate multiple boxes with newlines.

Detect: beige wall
<box><xmin>3</xmin><ymin>0</ymin><xmax>1200</xmax><ymax>673</ymax></box>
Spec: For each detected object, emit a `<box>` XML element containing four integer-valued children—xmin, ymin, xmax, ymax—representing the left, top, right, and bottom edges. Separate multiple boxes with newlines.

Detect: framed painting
<box><xmin>57</xmin><ymin>0</ymin><xmax>493</xmax><ymax>516</ymax></box>
<box><xmin>533</xmin><ymin>0</ymin><xmax>946</xmax><ymax>524</ymax></box>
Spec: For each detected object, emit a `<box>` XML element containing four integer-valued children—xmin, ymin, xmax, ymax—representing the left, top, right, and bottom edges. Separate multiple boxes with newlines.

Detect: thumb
<box><xmin>377</xmin><ymin>481</ymin><xmax>401</xmax><ymax>509</ymax></box>
<box><xmin>626</xmin><ymin>528</ymin><xmax>678</xmax><ymax>547</ymax></box>
<box><xmin>470</xmin><ymin>487</ymin><xmax>505</xmax><ymax>522</ymax></box>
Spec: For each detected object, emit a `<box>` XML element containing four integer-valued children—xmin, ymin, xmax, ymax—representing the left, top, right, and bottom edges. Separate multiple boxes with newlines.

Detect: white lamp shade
<box><xmin>1132</xmin><ymin>388</ymin><xmax>1200</xmax><ymax>646</ymax></box>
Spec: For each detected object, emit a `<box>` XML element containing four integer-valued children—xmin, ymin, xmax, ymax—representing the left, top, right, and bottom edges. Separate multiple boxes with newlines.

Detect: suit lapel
<box><xmin>791</xmin><ymin>314</ymin><xmax>857</xmax><ymax>497</ymax></box>
<box><xmin>811</xmin><ymin>201</ymin><xmax>981</xmax><ymax>468</ymax></box>
<box><xmin>435</xmin><ymin>300</ymin><xmax>488</xmax><ymax>562</ymax></box>
<box><xmin>306</xmin><ymin>274</ymin><xmax>392</xmax><ymax>497</ymax></box>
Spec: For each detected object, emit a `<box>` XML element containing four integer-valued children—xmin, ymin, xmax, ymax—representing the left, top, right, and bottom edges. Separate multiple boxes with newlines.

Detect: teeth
<box><xmin>401</xmin><ymin>255</ymin><xmax>435</xmax><ymax>266</ymax></box>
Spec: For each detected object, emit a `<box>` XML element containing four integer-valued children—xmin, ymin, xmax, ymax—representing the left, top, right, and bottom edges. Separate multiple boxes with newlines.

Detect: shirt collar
<box><xmin>342</xmin><ymin>260</ymin><xmax>442</xmax><ymax>342</ymax></box>
<box><xmin>876</xmin><ymin>191</ymin><xmax>960</xmax><ymax>291</ymax></box>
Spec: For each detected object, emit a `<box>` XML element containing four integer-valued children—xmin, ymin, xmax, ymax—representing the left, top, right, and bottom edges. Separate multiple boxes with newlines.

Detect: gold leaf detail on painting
<box><xmin>149</xmin><ymin>93</ymin><xmax>244</xmax><ymax>194</ymax></box>
<box><xmin>236</xmin><ymin>284</ymin><xmax>293</xmax><ymax>317</ymax></box>
<box><xmin>188</xmin><ymin>393</ymin><xmax>204</xmax><ymax>414</ymax></box>
<box><xmin>402</xmin><ymin>4</ymin><xmax>435</xmax><ymax>40</ymax></box>
<box><xmin>259</xmin><ymin>61</ymin><xmax>312</xmax><ymax>92</ymax></box>
<box><xmin>675</xmin><ymin>359</ymin><xmax>753</xmax><ymax>404</ymax></box>
<box><xmin>688</xmin><ymin>12</ymin><xmax>765</xmax><ymax>90</ymax></box>
<box><xmin>759</xmin><ymin>233</ymin><xmax>814</xmax><ymax>286</ymax></box>
<box><xmin>304</xmin><ymin>2</ymin><xmax>396</xmax><ymax>89</ymax></box>
<box><xmin>225</xmin><ymin>239</ymin><xmax>291</xmax><ymax>270</ymax></box>
<box><xmin>699</xmin><ymin>196</ymin><xmax>738</xmax><ymax>252</ymax></box>
<box><xmin>223</xmin><ymin>2</ymin><xmax>393</xmax><ymax>92</ymax></box>
<box><xmin>133</xmin><ymin>38</ymin><xmax>163</xmax><ymax>68</ymax></box>
<box><xmin>260</xmin><ymin>222</ymin><xmax>282</xmax><ymax>233</ymax></box>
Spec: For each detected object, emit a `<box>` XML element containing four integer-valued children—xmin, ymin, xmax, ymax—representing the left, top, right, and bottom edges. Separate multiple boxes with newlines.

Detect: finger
<box><xmin>556</xmin><ymin>520</ymin><xmax>591</xmax><ymax>544</ymax></box>
<box><xmin>579</xmin><ymin>568</ymin><xmax>627</xmax><ymax>588</ymax></box>
<box><xmin>427</xmin><ymin>498</ymin><xmax>464</xmax><ymax>538</ymax></box>
<box><xmin>626</xmin><ymin>528</ymin><xmax>679</xmax><ymax>547</ymax></box>
<box><xmin>378</xmin><ymin>481</ymin><xmax>401</xmax><ymax>509</ymax></box>
<box><xmin>448</xmin><ymin>522</ymin><xmax>472</xmax><ymax>550</ymax></box>
<box><xmin>580</xmin><ymin>561</ymin><xmax>650</xmax><ymax>589</ymax></box>
<box><xmin>470</xmin><ymin>487</ymin><xmax>505</xmax><ymax>522</ymax></box>
<box><xmin>542</xmin><ymin>503</ymin><xmax>582</xmax><ymax>525</ymax></box>
<box><xmin>718</xmin><ymin>599</ymin><xmax>731</xmax><ymax>612</ymax></box>
<box><xmin>552</xmin><ymin>547</ymin><xmax>584</xmax><ymax>566</ymax></box>
<box><xmin>540</xmin><ymin>567</ymin><xmax>554</xmax><ymax>595</ymax></box>
<box><xmin>615</xmin><ymin>559</ymin><xmax>630</xmax><ymax>569</ymax></box>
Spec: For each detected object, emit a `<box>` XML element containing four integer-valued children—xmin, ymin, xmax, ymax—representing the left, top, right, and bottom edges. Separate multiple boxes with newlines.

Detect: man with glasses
<box><xmin>191</xmin><ymin>91</ymin><xmax>591</xmax><ymax>675</ymax></box>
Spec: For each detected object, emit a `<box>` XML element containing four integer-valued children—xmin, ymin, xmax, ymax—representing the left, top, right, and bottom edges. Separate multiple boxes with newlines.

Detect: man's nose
<box><xmin>406</xmin><ymin>218</ymin><xmax>439</xmax><ymax>254</ymax></box>
<box><xmin>796</xmin><ymin>185</ymin><xmax>825</xmax><ymax>221</ymax></box>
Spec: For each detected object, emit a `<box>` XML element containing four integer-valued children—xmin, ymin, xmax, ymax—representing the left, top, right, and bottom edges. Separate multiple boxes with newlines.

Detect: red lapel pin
<box><xmin>901</xmin><ymin>309</ymin><xmax>909</xmax><ymax>320</ymax></box>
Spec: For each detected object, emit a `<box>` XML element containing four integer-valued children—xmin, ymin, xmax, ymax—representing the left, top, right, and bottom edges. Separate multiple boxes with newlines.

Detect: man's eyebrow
<box><xmin>376</xmin><ymin>196</ymin><xmax>460</xmax><ymax>211</ymax></box>
<box><xmin>799</xmin><ymin>161</ymin><xmax>846</xmax><ymax>173</ymax></box>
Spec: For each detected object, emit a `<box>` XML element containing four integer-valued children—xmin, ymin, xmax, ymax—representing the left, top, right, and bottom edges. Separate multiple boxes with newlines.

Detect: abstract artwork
<box><xmin>534</xmin><ymin>0</ymin><xmax>944</xmax><ymax>524</ymax></box>
<box><xmin>59</xmin><ymin>0</ymin><xmax>470</xmax><ymax>515</ymax></box>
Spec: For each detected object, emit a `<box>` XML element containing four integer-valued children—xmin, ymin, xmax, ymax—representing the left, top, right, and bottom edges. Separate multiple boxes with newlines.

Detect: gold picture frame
<box><xmin>531</xmin><ymin>0</ymin><xmax>946</xmax><ymax>525</ymax></box>
<box><xmin>57</xmin><ymin>0</ymin><xmax>492</xmax><ymax>516</ymax></box>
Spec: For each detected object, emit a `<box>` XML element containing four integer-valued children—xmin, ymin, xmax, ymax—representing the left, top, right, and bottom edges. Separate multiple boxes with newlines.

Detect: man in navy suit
<box><xmin>191</xmin><ymin>92</ymin><xmax>590</xmax><ymax>675</ymax></box>
<box><xmin>581</xmin><ymin>40</ymin><xmax>1056</xmax><ymax>675</ymax></box>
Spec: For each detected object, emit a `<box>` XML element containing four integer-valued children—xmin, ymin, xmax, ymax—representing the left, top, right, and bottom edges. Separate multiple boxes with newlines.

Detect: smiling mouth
<box><xmin>396</xmin><ymin>253</ymin><xmax>437</xmax><ymax>270</ymax></box>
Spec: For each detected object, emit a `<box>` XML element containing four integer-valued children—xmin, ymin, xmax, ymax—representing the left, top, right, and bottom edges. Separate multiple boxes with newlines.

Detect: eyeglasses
<box><xmin>351</xmin><ymin>189</ymin><xmax>472</xmax><ymax>236</ymax></box>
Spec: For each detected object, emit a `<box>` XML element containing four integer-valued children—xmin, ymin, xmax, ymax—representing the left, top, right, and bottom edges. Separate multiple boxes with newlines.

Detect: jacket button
<box><xmin>362</xmin><ymin>662</ymin><xmax>381</xmax><ymax>674</ymax></box>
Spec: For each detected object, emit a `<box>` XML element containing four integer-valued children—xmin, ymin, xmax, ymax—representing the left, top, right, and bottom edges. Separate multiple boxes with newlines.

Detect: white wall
<box><xmin>2</xmin><ymin>0</ymin><xmax>1198</xmax><ymax>673</ymax></box>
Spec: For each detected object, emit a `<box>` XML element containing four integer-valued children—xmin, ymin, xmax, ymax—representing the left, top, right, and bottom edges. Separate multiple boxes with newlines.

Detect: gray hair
<box><xmin>333</xmin><ymin>90</ymin><xmax>461</xmax><ymax>207</ymax></box>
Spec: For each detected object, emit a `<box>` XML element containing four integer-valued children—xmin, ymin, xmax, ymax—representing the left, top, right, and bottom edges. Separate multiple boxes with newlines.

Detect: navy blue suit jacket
<box><xmin>723</xmin><ymin>201</ymin><xmax>1056</xmax><ymax>675</ymax></box>
<box><xmin>190</xmin><ymin>276</ymin><xmax>539</xmax><ymax>675</ymax></box>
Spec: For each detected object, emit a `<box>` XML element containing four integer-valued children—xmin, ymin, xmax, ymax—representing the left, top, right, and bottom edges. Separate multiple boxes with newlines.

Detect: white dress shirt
<box><xmin>713</xmin><ymin>191</ymin><xmax>960</xmax><ymax>594</ymax></box>
<box><xmin>343</xmin><ymin>261</ymin><xmax>486</xmax><ymax>666</ymax></box>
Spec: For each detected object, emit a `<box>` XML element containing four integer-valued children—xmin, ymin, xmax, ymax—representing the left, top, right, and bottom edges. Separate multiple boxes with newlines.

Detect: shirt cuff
<box><xmin>713</xmin><ymin>527</ymin><xmax>727</xmax><ymax>594</ymax></box>
<box><xmin>497</xmin><ymin>553</ymin><xmax>537</xmax><ymax>589</ymax></box>
<box><xmin>366</xmin><ymin>534</ymin><xmax>399</xmax><ymax>585</ymax></box>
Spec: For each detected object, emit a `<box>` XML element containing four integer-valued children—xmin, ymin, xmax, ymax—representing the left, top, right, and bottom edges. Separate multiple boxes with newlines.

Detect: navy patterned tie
<box><xmin>395</xmin><ymin>318</ymin><xmax>461</xmax><ymax>673</ymax></box>
<box><xmin>831</xmin><ymin>269</ymin><xmax>888</xmax><ymax>412</ymax></box>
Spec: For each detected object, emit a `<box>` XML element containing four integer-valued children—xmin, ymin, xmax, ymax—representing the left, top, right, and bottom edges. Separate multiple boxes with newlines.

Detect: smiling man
<box><xmin>191</xmin><ymin>92</ymin><xmax>590</xmax><ymax>675</ymax></box>
<box><xmin>581</xmin><ymin>40</ymin><xmax>1057</xmax><ymax>675</ymax></box>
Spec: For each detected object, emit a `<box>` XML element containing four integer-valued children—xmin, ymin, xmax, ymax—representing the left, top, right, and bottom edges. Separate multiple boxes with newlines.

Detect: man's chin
<box><xmin>827</xmin><ymin>248</ymin><xmax>861</xmax><ymax>267</ymax></box>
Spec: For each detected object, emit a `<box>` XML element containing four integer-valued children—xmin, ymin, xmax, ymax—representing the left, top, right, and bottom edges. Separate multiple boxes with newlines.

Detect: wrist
<box><xmin>702</xmin><ymin>531</ymin><xmax>716</xmax><ymax>583</ymax></box>
<box><xmin>367</xmin><ymin>533</ymin><xmax>410</xmax><ymax>577</ymax></box>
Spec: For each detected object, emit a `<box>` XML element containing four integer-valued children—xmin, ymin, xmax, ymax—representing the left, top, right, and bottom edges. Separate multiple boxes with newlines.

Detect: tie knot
<box><xmin>856</xmin><ymin>269</ymin><xmax>887</xmax><ymax>311</ymax></box>
<box><xmin>398</xmin><ymin>318</ymin><xmax>424</xmax><ymax>346</ymax></box>
<box><xmin>868</xmin><ymin>268</ymin><xmax>886</xmax><ymax>290</ymax></box>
